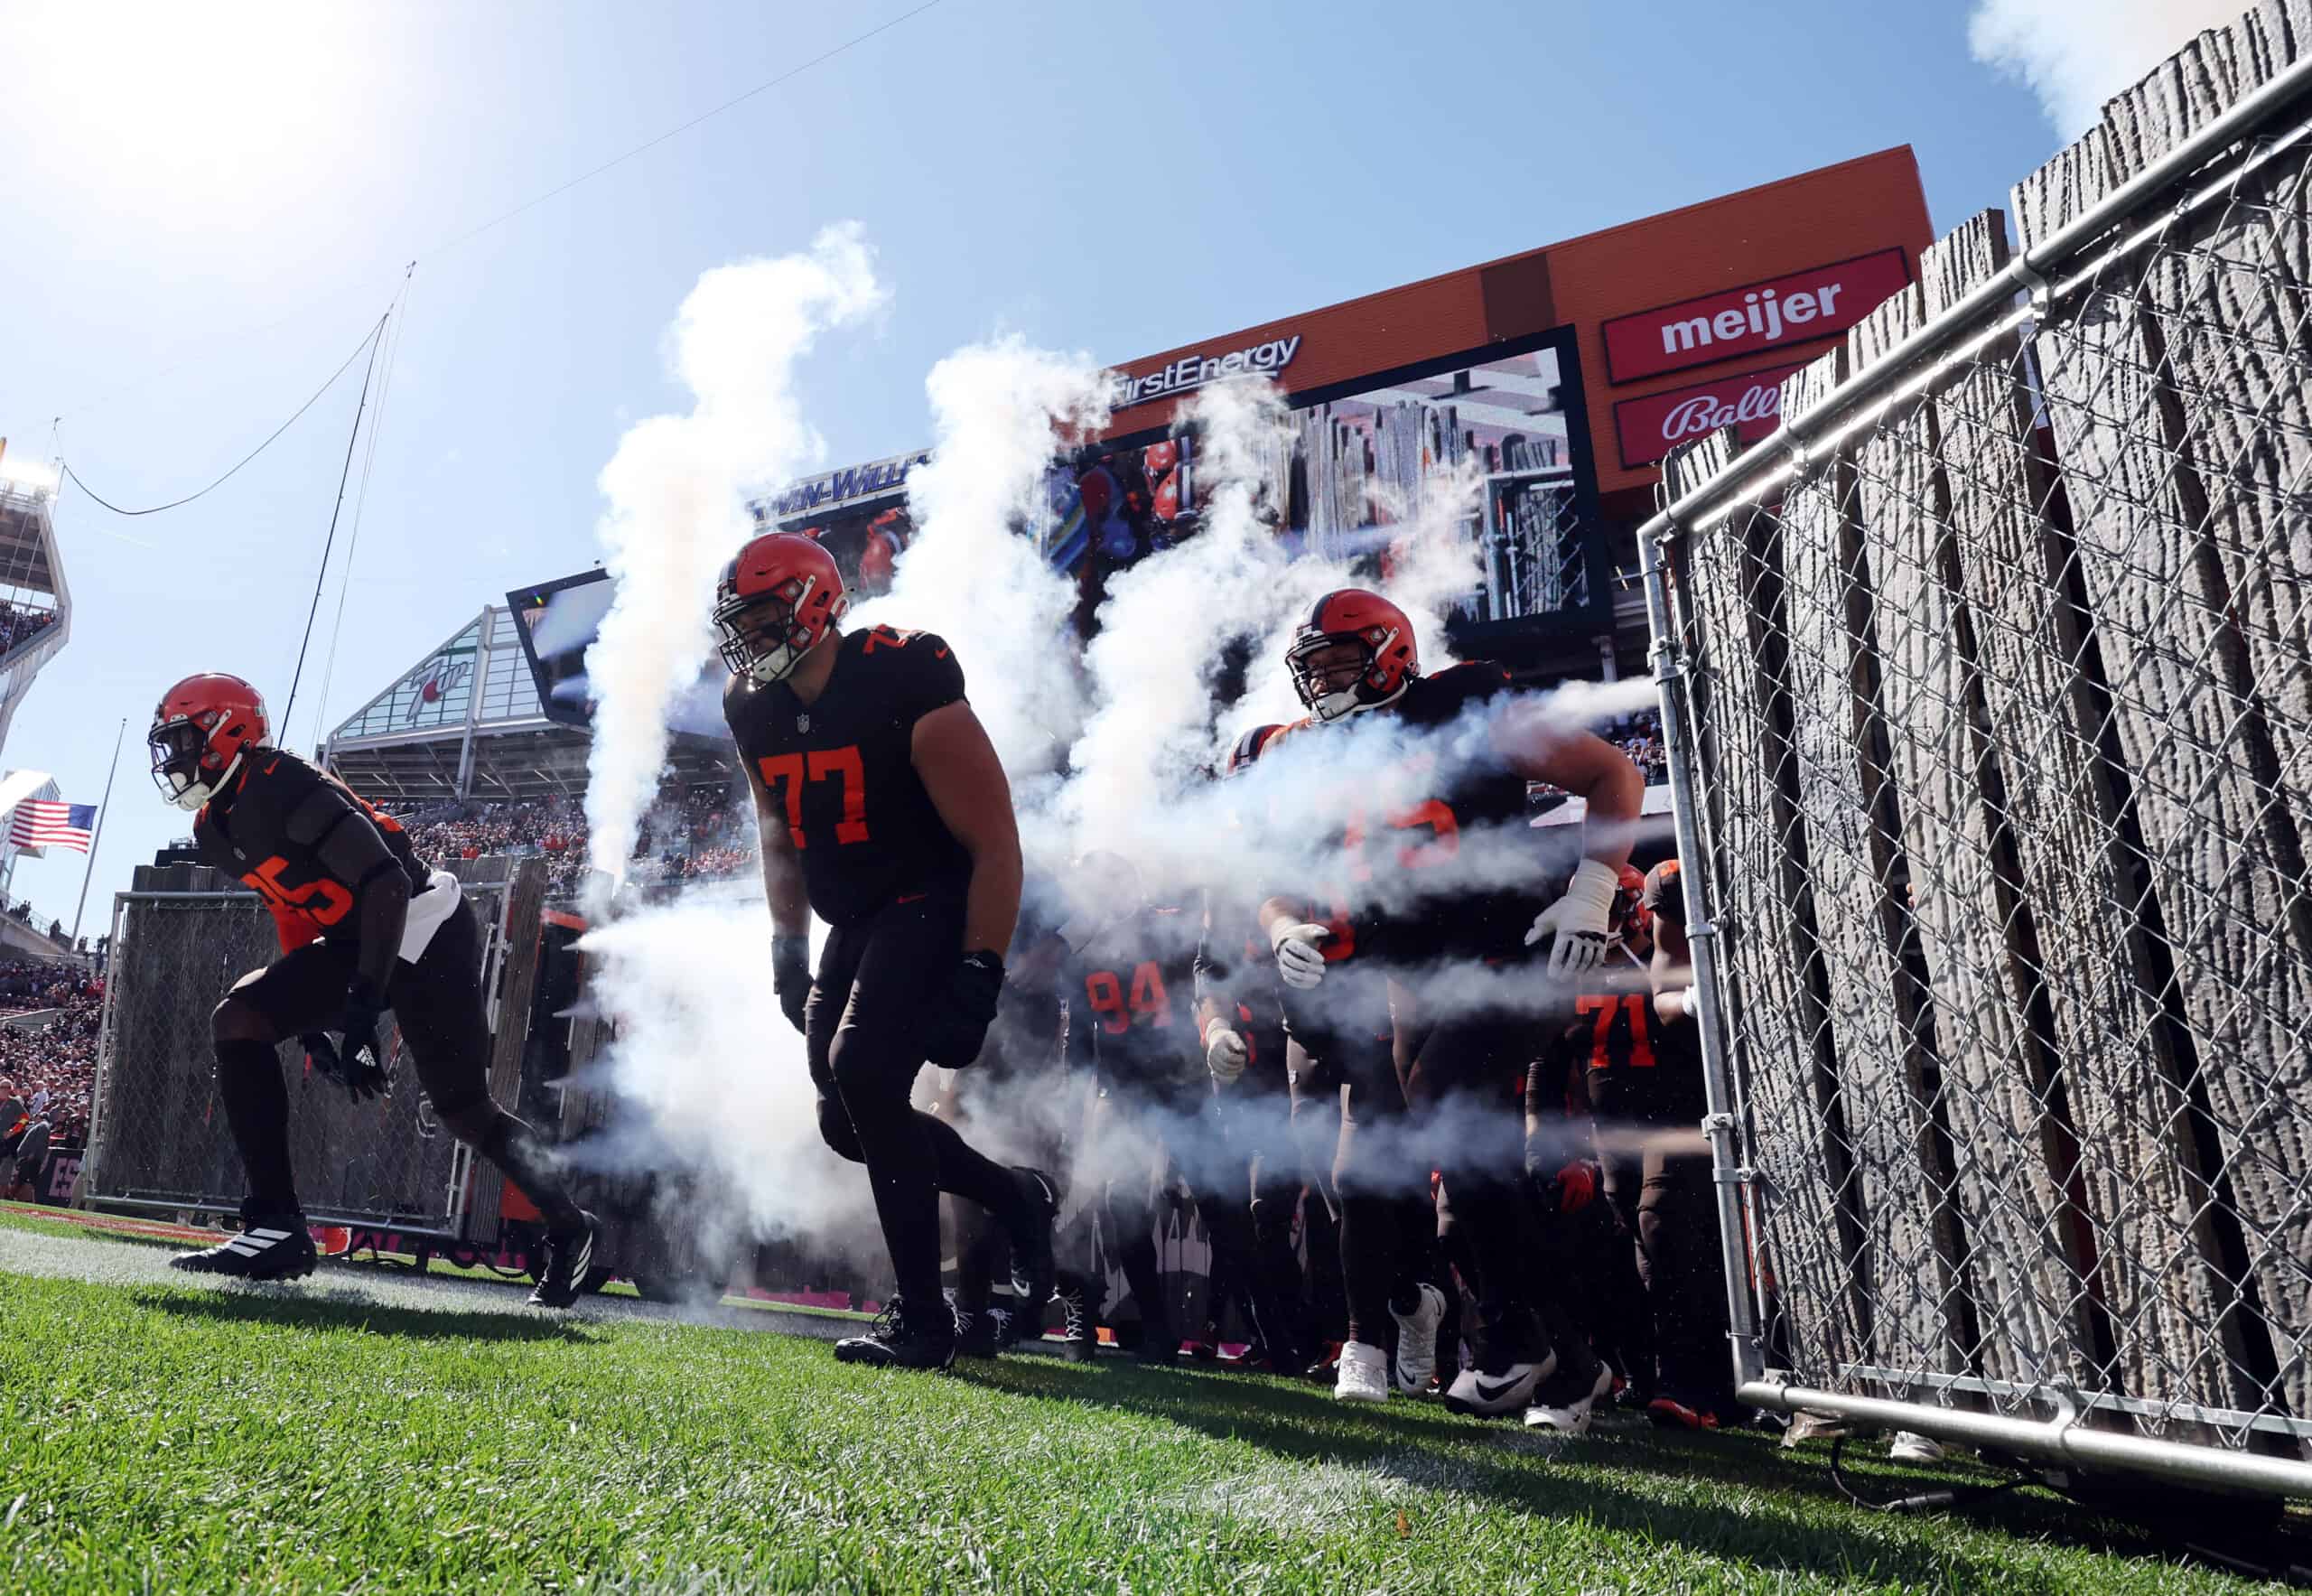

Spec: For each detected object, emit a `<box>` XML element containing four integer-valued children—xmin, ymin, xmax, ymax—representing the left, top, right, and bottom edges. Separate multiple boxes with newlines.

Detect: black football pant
<box><xmin>1566</xmin><ymin>1163</ymin><xmax>1657</xmax><ymax>1393</ymax></box>
<box><xmin>1285</xmin><ymin>1039</ymin><xmax>1348</xmax><ymax>1348</ymax></box>
<box><xmin>1229</xmin><ymin>1041</ymin><xmax>1312</xmax><ymax>1364</ymax></box>
<box><xmin>1400</xmin><ymin>1005</ymin><xmax>1557</xmax><ymax>1368</ymax></box>
<box><xmin>1092</xmin><ymin>1084</ymin><xmax>1267</xmax><ymax>1354</ymax></box>
<box><xmin>807</xmin><ymin>891</ymin><xmax>1035</xmax><ymax>1311</ymax></box>
<box><xmin>213</xmin><ymin>897</ymin><xmax>584</xmax><ymax>1230</ymax></box>
<box><xmin>1283</xmin><ymin>972</ymin><xmax>1436</xmax><ymax>1348</ymax></box>
<box><xmin>1609</xmin><ymin>1148</ymin><xmax>1732</xmax><ymax>1406</ymax></box>
<box><xmin>946</xmin><ymin>1025</ymin><xmax>1070</xmax><ymax>1321</ymax></box>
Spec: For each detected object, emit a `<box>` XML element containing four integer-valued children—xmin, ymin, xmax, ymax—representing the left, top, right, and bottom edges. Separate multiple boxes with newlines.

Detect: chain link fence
<box><xmin>1643</xmin><ymin>12</ymin><xmax>2312</xmax><ymax>1502</ymax></box>
<box><xmin>84</xmin><ymin>857</ymin><xmax>540</xmax><ymax>1238</ymax></box>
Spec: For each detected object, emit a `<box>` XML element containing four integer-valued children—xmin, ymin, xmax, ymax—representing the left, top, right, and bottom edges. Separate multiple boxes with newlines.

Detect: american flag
<box><xmin>9</xmin><ymin>800</ymin><xmax>97</xmax><ymax>854</ymax></box>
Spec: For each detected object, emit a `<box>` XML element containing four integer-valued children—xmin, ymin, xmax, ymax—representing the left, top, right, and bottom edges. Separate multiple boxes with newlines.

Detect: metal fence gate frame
<box><xmin>82</xmin><ymin>856</ymin><xmax>545</xmax><ymax>1242</ymax></box>
<box><xmin>1640</xmin><ymin>18</ymin><xmax>2312</xmax><ymax>1504</ymax></box>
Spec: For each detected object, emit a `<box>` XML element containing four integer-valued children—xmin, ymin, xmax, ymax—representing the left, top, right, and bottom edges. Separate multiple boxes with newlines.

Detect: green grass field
<box><xmin>1</xmin><ymin>1208</ymin><xmax>2303</xmax><ymax>1594</ymax></box>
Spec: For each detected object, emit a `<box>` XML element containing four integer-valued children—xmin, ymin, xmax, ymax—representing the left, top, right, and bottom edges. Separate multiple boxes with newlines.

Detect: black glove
<box><xmin>301</xmin><ymin>1031</ymin><xmax>350</xmax><ymax>1089</ymax></box>
<box><xmin>332</xmin><ymin>981</ymin><xmax>392</xmax><ymax>1105</ymax></box>
<box><xmin>923</xmin><ymin>952</ymin><xmax>1003</xmax><ymax>1069</ymax></box>
<box><xmin>772</xmin><ymin>935</ymin><xmax>811</xmax><ymax>1037</ymax></box>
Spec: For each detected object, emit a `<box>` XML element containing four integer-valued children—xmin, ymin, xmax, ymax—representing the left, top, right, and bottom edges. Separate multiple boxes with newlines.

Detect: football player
<box><xmin>1255</xmin><ymin>588</ymin><xmax>1643</xmax><ymax>1412</ymax></box>
<box><xmin>1054</xmin><ymin>851</ymin><xmax>1269</xmax><ymax>1365</ymax></box>
<box><xmin>1523</xmin><ymin>864</ymin><xmax>1661</xmax><ymax>1433</ymax></box>
<box><xmin>1196</xmin><ymin>723</ymin><xmax>1319</xmax><ymax>1376</ymax></box>
<box><xmin>717</xmin><ymin>531</ymin><xmax>1058</xmax><ymax>1371</ymax></box>
<box><xmin>151</xmin><ymin>674</ymin><xmax>600</xmax><ymax>1303</ymax></box>
<box><xmin>1633</xmin><ymin>857</ymin><xmax>1735</xmax><ymax>1428</ymax></box>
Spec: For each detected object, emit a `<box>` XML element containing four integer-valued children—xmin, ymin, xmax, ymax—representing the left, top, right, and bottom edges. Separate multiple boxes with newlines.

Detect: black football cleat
<box><xmin>1006</xmin><ymin>1166</ymin><xmax>1060</xmax><ymax>1312</ymax></box>
<box><xmin>1052</xmin><ymin>1274</ymin><xmax>1098</xmax><ymax>1361</ymax></box>
<box><xmin>834</xmin><ymin>1295</ymin><xmax>956</xmax><ymax>1370</ymax></box>
<box><xmin>1134</xmin><ymin>1316</ymin><xmax>1179</xmax><ymax>1367</ymax></box>
<box><xmin>527</xmin><ymin>1210</ymin><xmax>601</xmax><ymax>1308</ymax></box>
<box><xmin>170</xmin><ymin>1215</ymin><xmax>317</xmax><ymax>1282</ymax></box>
<box><xmin>953</xmin><ymin>1302</ymin><xmax>1013</xmax><ymax>1358</ymax></box>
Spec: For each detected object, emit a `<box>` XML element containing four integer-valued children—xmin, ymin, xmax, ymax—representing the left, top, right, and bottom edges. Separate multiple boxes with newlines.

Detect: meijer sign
<box><xmin>1601</xmin><ymin>248</ymin><xmax>1909</xmax><ymax>383</ymax></box>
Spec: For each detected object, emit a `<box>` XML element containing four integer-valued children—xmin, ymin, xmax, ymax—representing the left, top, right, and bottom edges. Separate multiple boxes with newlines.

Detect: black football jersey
<box><xmin>1059</xmin><ymin>903</ymin><xmax>1206</xmax><ymax>1098</ymax></box>
<box><xmin>194</xmin><ymin>749</ymin><xmax>431</xmax><ymax>953</ymax></box>
<box><xmin>723</xmin><ymin>624</ymin><xmax>972</xmax><ymax>926</ymax></box>
<box><xmin>1260</xmin><ymin>662</ymin><xmax>1565</xmax><ymax>966</ymax></box>
<box><xmin>1565</xmin><ymin>967</ymin><xmax>1705</xmax><ymax>1125</ymax></box>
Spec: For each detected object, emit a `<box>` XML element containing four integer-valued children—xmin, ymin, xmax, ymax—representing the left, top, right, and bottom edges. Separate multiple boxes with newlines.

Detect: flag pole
<box><xmin>70</xmin><ymin>716</ymin><xmax>126</xmax><ymax>948</ymax></box>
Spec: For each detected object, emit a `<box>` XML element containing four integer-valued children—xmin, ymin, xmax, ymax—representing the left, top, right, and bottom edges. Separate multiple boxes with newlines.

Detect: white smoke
<box><xmin>582</xmin><ymin>223</ymin><xmax>886</xmax><ymax>892</ymax></box>
<box><xmin>573</xmin><ymin>887</ymin><xmax>882</xmax><ymax>1262</ymax></box>
<box><xmin>1225</xmin><ymin>427</ymin><xmax>1486</xmax><ymax>740</ymax></box>
<box><xmin>852</xmin><ymin>336</ymin><xmax>1110</xmax><ymax>782</ymax></box>
<box><xmin>1060</xmin><ymin>377</ymin><xmax>1294</xmax><ymax>866</ymax></box>
<box><xmin>564</xmin><ymin>305</ymin><xmax>1672</xmax><ymax>1274</ymax></box>
<box><xmin>1968</xmin><ymin>0</ymin><xmax>2238</xmax><ymax>135</ymax></box>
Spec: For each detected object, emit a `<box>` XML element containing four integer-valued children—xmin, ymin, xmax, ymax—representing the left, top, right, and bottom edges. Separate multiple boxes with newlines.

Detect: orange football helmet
<box><xmin>713</xmin><ymin>531</ymin><xmax>849</xmax><ymax>685</ymax></box>
<box><xmin>1286</xmin><ymin>588</ymin><xmax>1418</xmax><ymax>722</ymax></box>
<box><xmin>150</xmin><ymin>673</ymin><xmax>269</xmax><ymax>811</ymax></box>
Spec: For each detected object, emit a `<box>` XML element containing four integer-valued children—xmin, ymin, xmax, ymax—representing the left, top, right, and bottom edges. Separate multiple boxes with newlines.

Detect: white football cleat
<box><xmin>1524</xmin><ymin>1358</ymin><xmax>1615</xmax><ymax>1435</ymax></box>
<box><xmin>1444</xmin><ymin>1354</ymin><xmax>1552</xmax><ymax>1418</ymax></box>
<box><xmin>1333</xmin><ymin>1339</ymin><xmax>1391</xmax><ymax>1404</ymax></box>
<box><xmin>1389</xmin><ymin>1283</ymin><xmax>1448</xmax><ymax>1395</ymax></box>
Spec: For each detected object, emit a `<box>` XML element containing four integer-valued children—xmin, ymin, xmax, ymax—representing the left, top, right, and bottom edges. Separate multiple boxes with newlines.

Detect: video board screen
<box><xmin>1044</xmin><ymin>326</ymin><xmax>1607</xmax><ymax>651</ymax></box>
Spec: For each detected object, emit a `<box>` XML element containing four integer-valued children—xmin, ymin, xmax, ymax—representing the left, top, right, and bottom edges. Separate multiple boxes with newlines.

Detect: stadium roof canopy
<box><xmin>0</xmin><ymin>471</ymin><xmax>72</xmax><ymax>766</ymax></box>
<box><xmin>322</xmin><ymin>604</ymin><xmax>736</xmax><ymax>805</ymax></box>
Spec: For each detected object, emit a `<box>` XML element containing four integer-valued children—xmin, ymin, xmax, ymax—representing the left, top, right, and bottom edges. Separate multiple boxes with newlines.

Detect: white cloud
<box><xmin>1969</xmin><ymin>0</ymin><xmax>2241</xmax><ymax>135</ymax></box>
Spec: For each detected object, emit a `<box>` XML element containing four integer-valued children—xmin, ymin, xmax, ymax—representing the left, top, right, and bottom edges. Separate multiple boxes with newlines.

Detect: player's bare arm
<box><xmin>912</xmin><ymin>697</ymin><xmax>1021</xmax><ymax>960</ymax></box>
<box><xmin>1652</xmin><ymin>909</ymin><xmax>1695</xmax><ymax>1024</ymax></box>
<box><xmin>1493</xmin><ymin>714</ymin><xmax>1643</xmax><ymax>874</ymax></box>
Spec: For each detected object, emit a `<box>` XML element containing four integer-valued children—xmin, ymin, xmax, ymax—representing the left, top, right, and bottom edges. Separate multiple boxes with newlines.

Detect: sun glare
<box><xmin>7</xmin><ymin>4</ymin><xmax>375</xmax><ymax>221</ymax></box>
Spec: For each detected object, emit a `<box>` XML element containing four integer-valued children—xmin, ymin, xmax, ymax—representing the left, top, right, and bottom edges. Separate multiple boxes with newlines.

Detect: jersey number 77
<box><xmin>758</xmin><ymin>747</ymin><xmax>869</xmax><ymax>849</ymax></box>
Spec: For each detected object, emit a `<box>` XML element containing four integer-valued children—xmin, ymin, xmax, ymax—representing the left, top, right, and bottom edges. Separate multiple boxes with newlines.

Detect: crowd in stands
<box><xmin>1528</xmin><ymin>708</ymin><xmax>1667</xmax><ymax>804</ymax></box>
<box><xmin>1600</xmin><ymin>708</ymin><xmax>1667</xmax><ymax>777</ymax></box>
<box><xmin>387</xmin><ymin>787</ymin><xmax>760</xmax><ymax>901</ymax></box>
<box><xmin>0</xmin><ymin>601</ymin><xmax>60</xmax><ymax>661</ymax></box>
<box><xmin>0</xmin><ymin>966</ymin><xmax>103</xmax><ymax>1169</ymax></box>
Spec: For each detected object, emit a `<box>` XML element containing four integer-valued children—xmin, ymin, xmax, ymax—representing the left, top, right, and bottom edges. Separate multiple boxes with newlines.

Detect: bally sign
<box><xmin>1614</xmin><ymin>363</ymin><xmax>1804</xmax><ymax>470</ymax></box>
<box><xmin>1601</xmin><ymin>247</ymin><xmax>1909</xmax><ymax>384</ymax></box>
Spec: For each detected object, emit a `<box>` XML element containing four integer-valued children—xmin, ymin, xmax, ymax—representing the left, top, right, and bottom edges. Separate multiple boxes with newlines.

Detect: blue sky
<box><xmin>0</xmin><ymin>0</ymin><xmax>2075</xmax><ymax>921</ymax></box>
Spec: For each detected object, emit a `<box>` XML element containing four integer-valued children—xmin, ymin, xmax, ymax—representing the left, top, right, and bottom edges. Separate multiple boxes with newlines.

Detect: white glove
<box><xmin>1270</xmin><ymin>920</ymin><xmax>1330</xmax><ymax>990</ymax></box>
<box><xmin>1204</xmin><ymin>1017</ymin><xmax>1249</xmax><ymax>1083</ymax></box>
<box><xmin>1525</xmin><ymin>859</ymin><xmax>1619</xmax><ymax>977</ymax></box>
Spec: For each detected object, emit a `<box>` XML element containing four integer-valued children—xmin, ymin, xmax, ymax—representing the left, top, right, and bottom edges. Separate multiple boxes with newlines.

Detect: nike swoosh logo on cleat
<box><xmin>1473</xmin><ymin>1374</ymin><xmax>1528</xmax><ymax>1403</ymax></box>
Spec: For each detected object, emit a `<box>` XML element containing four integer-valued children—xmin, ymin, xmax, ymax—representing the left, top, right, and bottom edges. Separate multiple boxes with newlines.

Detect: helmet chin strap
<box><xmin>1312</xmin><ymin>677</ymin><xmax>1410</xmax><ymax>723</ymax></box>
<box><xmin>172</xmin><ymin>748</ymin><xmax>246</xmax><ymax>812</ymax></box>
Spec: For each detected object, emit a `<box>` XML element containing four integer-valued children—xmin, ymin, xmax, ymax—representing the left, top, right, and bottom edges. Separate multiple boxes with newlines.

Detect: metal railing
<box><xmin>1640</xmin><ymin>14</ymin><xmax>2312</xmax><ymax>1501</ymax></box>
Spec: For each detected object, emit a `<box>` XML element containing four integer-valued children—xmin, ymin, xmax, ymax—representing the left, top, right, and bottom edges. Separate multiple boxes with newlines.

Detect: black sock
<box><xmin>1116</xmin><ymin>1227</ymin><xmax>1167</xmax><ymax>1338</ymax></box>
<box><xmin>919</xmin><ymin>1109</ymin><xmax>1030</xmax><ymax>1232</ymax></box>
<box><xmin>477</xmin><ymin>1112</ymin><xmax>587</xmax><ymax>1232</ymax></box>
<box><xmin>214</xmin><ymin>1038</ymin><xmax>299</xmax><ymax>1218</ymax></box>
